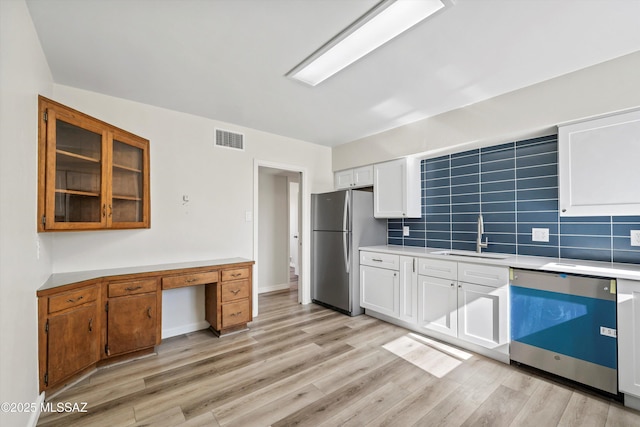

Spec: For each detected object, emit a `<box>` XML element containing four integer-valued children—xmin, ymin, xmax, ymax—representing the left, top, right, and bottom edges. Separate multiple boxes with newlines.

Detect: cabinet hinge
<box><xmin>44</xmin><ymin>372</ymin><xmax>48</xmax><ymax>386</ymax></box>
<box><xmin>45</xmin><ymin>319</ymin><xmax>49</xmax><ymax>333</ymax></box>
<box><xmin>43</xmin><ymin>111</ymin><xmax>48</xmax><ymax>122</ymax></box>
<box><xmin>41</xmin><ymin>215</ymin><xmax>46</xmax><ymax>227</ymax></box>
<box><xmin>105</xmin><ymin>302</ymin><xmax>109</xmax><ymax>312</ymax></box>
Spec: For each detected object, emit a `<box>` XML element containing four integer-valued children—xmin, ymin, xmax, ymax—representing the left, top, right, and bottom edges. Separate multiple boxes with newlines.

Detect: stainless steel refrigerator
<box><xmin>311</xmin><ymin>189</ymin><xmax>387</xmax><ymax>316</ymax></box>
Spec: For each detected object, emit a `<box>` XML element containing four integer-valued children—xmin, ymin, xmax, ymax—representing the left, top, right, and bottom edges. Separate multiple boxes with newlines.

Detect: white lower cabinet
<box><xmin>360</xmin><ymin>266</ymin><xmax>398</xmax><ymax>317</ymax></box>
<box><xmin>418</xmin><ymin>275</ymin><xmax>457</xmax><ymax>337</ymax></box>
<box><xmin>457</xmin><ymin>282</ymin><xmax>509</xmax><ymax>348</ymax></box>
<box><xmin>618</xmin><ymin>278</ymin><xmax>640</xmax><ymax>407</ymax></box>
<box><xmin>418</xmin><ymin>259</ymin><xmax>509</xmax><ymax>350</ymax></box>
<box><xmin>360</xmin><ymin>252</ymin><xmax>400</xmax><ymax>318</ymax></box>
<box><xmin>360</xmin><ymin>251</ymin><xmax>509</xmax><ymax>354</ymax></box>
<box><xmin>399</xmin><ymin>256</ymin><xmax>418</xmax><ymax>324</ymax></box>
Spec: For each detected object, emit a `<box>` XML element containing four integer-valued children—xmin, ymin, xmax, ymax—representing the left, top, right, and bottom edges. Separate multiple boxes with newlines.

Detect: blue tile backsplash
<box><xmin>388</xmin><ymin>135</ymin><xmax>640</xmax><ymax>264</ymax></box>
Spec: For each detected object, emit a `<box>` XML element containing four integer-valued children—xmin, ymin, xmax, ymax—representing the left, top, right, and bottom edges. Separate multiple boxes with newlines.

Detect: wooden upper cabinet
<box><xmin>38</xmin><ymin>96</ymin><xmax>150</xmax><ymax>231</ymax></box>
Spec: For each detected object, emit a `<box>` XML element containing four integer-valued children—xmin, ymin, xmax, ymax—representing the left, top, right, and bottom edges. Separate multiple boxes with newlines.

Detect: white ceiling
<box><xmin>26</xmin><ymin>0</ymin><xmax>640</xmax><ymax>147</ymax></box>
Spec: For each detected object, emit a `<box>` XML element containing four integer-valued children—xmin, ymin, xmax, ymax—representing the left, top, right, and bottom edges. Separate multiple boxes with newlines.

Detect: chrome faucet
<box><xmin>477</xmin><ymin>214</ymin><xmax>489</xmax><ymax>253</ymax></box>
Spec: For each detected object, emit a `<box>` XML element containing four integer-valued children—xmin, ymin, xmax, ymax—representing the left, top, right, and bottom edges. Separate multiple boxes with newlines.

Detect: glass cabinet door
<box><xmin>110</xmin><ymin>135</ymin><xmax>148</xmax><ymax>226</ymax></box>
<box><xmin>45</xmin><ymin>110</ymin><xmax>107</xmax><ymax>229</ymax></box>
<box><xmin>38</xmin><ymin>96</ymin><xmax>150</xmax><ymax>231</ymax></box>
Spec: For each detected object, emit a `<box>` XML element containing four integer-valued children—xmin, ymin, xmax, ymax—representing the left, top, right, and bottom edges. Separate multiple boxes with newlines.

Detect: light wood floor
<box><xmin>38</xmin><ymin>287</ymin><xmax>640</xmax><ymax>427</ymax></box>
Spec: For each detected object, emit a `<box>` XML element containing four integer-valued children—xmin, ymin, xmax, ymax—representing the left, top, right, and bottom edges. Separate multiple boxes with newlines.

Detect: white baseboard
<box><xmin>162</xmin><ymin>321</ymin><xmax>210</xmax><ymax>339</ymax></box>
<box><xmin>258</xmin><ymin>283</ymin><xmax>289</xmax><ymax>294</ymax></box>
<box><xmin>27</xmin><ymin>392</ymin><xmax>46</xmax><ymax>427</ymax></box>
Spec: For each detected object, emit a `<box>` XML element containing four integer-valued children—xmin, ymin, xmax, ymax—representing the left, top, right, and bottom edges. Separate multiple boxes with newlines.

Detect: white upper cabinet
<box><xmin>373</xmin><ymin>158</ymin><xmax>421</xmax><ymax>218</ymax></box>
<box><xmin>334</xmin><ymin>165</ymin><xmax>374</xmax><ymax>189</ymax></box>
<box><xmin>558</xmin><ymin>109</ymin><xmax>640</xmax><ymax>216</ymax></box>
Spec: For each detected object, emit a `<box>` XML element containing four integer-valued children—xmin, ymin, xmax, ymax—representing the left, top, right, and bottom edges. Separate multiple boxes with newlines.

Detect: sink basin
<box><xmin>430</xmin><ymin>250</ymin><xmax>509</xmax><ymax>260</ymax></box>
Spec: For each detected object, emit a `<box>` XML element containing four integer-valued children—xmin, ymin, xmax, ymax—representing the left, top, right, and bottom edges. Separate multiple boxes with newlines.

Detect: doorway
<box><xmin>253</xmin><ymin>160</ymin><xmax>307</xmax><ymax>317</ymax></box>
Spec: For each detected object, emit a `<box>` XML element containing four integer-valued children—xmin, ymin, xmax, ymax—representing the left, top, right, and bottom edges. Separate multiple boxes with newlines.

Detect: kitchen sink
<box><xmin>430</xmin><ymin>250</ymin><xmax>510</xmax><ymax>260</ymax></box>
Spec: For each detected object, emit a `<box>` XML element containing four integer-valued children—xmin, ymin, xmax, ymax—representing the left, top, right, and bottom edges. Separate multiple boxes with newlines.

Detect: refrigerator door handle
<box><xmin>343</xmin><ymin>191</ymin><xmax>349</xmax><ymax>232</ymax></box>
<box><xmin>343</xmin><ymin>231</ymin><xmax>350</xmax><ymax>274</ymax></box>
<box><xmin>343</xmin><ymin>191</ymin><xmax>350</xmax><ymax>273</ymax></box>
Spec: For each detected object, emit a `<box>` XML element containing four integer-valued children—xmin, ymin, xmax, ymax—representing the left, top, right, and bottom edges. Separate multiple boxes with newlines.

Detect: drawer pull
<box><xmin>125</xmin><ymin>285</ymin><xmax>142</xmax><ymax>291</ymax></box>
<box><xmin>67</xmin><ymin>296</ymin><xmax>83</xmax><ymax>303</ymax></box>
<box><xmin>372</xmin><ymin>258</ymin><xmax>383</xmax><ymax>262</ymax></box>
<box><xmin>230</xmin><ymin>289</ymin><xmax>241</xmax><ymax>295</ymax></box>
<box><xmin>185</xmin><ymin>278</ymin><xmax>197</xmax><ymax>283</ymax></box>
<box><xmin>230</xmin><ymin>311</ymin><xmax>242</xmax><ymax>317</ymax></box>
<box><xmin>147</xmin><ymin>307</ymin><xmax>152</xmax><ymax>318</ymax></box>
<box><xmin>88</xmin><ymin>318</ymin><xmax>93</xmax><ymax>332</ymax></box>
<box><xmin>231</xmin><ymin>273</ymin><xmax>242</xmax><ymax>277</ymax></box>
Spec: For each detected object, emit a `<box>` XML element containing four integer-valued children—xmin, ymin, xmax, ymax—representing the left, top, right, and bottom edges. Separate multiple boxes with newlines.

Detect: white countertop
<box><xmin>38</xmin><ymin>257</ymin><xmax>253</xmax><ymax>291</ymax></box>
<box><xmin>359</xmin><ymin>245</ymin><xmax>640</xmax><ymax>281</ymax></box>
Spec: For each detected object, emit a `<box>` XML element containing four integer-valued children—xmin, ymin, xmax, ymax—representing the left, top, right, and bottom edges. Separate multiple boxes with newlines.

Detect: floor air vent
<box><xmin>215</xmin><ymin>129</ymin><xmax>244</xmax><ymax>151</ymax></box>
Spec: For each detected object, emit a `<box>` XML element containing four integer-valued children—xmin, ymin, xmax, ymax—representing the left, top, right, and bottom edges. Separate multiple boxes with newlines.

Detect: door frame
<box><xmin>253</xmin><ymin>160</ymin><xmax>309</xmax><ymax>317</ymax></box>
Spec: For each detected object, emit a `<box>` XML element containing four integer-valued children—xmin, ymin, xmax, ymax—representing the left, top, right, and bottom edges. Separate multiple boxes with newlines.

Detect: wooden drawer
<box><xmin>108</xmin><ymin>279</ymin><xmax>157</xmax><ymax>298</ymax></box>
<box><xmin>162</xmin><ymin>270</ymin><xmax>218</xmax><ymax>290</ymax></box>
<box><xmin>48</xmin><ymin>286</ymin><xmax>98</xmax><ymax>314</ymax></box>
<box><xmin>221</xmin><ymin>267</ymin><xmax>250</xmax><ymax>282</ymax></box>
<box><xmin>221</xmin><ymin>299</ymin><xmax>251</xmax><ymax>328</ymax></box>
<box><xmin>221</xmin><ymin>280</ymin><xmax>250</xmax><ymax>302</ymax></box>
<box><xmin>360</xmin><ymin>251</ymin><xmax>399</xmax><ymax>270</ymax></box>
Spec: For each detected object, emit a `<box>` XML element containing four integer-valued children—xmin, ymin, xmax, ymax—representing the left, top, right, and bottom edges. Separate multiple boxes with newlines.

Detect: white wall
<box><xmin>0</xmin><ymin>0</ymin><xmax>54</xmax><ymax>425</ymax></box>
<box><xmin>48</xmin><ymin>84</ymin><xmax>333</xmax><ymax>336</ymax></box>
<box><xmin>258</xmin><ymin>171</ymin><xmax>289</xmax><ymax>293</ymax></box>
<box><xmin>333</xmin><ymin>50</ymin><xmax>640</xmax><ymax>170</ymax></box>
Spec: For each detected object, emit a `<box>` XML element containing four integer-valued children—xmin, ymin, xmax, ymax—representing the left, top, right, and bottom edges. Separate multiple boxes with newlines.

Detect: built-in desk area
<box><xmin>36</xmin><ymin>258</ymin><xmax>254</xmax><ymax>394</ymax></box>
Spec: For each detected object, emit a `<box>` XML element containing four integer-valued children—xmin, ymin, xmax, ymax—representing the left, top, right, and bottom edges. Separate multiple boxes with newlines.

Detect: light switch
<box><xmin>532</xmin><ymin>228</ymin><xmax>549</xmax><ymax>242</ymax></box>
<box><xmin>631</xmin><ymin>230</ymin><xmax>640</xmax><ymax>247</ymax></box>
<box><xmin>245</xmin><ymin>211</ymin><xmax>253</xmax><ymax>222</ymax></box>
<box><xmin>403</xmin><ymin>226</ymin><xmax>410</xmax><ymax>237</ymax></box>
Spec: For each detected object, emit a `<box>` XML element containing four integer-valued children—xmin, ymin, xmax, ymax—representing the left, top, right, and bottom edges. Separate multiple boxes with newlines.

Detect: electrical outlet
<box><xmin>532</xmin><ymin>228</ymin><xmax>549</xmax><ymax>242</ymax></box>
<box><xmin>403</xmin><ymin>226</ymin><xmax>410</xmax><ymax>237</ymax></box>
<box><xmin>631</xmin><ymin>230</ymin><xmax>640</xmax><ymax>247</ymax></box>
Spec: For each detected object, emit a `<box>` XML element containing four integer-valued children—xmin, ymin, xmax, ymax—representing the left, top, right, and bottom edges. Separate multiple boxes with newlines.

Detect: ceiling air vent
<box><xmin>215</xmin><ymin>128</ymin><xmax>244</xmax><ymax>151</ymax></box>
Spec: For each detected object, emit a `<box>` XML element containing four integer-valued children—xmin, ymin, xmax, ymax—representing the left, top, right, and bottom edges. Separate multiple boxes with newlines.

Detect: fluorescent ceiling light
<box><xmin>287</xmin><ymin>0</ymin><xmax>445</xmax><ymax>86</ymax></box>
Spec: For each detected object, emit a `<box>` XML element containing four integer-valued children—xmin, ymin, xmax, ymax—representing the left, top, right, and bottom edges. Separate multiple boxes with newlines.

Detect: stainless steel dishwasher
<box><xmin>510</xmin><ymin>268</ymin><xmax>618</xmax><ymax>395</ymax></box>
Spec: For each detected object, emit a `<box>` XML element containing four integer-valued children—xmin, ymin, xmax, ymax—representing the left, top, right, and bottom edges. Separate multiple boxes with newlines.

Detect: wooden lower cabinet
<box><xmin>37</xmin><ymin>259</ymin><xmax>254</xmax><ymax>393</ymax></box>
<box><xmin>206</xmin><ymin>266</ymin><xmax>253</xmax><ymax>335</ymax></box>
<box><xmin>38</xmin><ymin>284</ymin><xmax>101</xmax><ymax>392</ymax></box>
<box><xmin>105</xmin><ymin>278</ymin><xmax>161</xmax><ymax>357</ymax></box>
